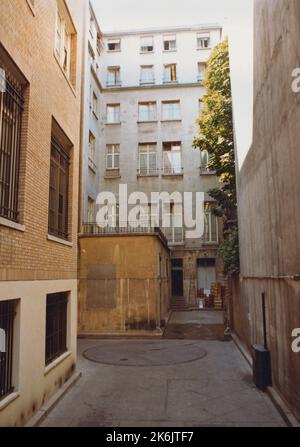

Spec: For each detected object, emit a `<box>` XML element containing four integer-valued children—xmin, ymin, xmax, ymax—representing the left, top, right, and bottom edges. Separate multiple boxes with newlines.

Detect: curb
<box><xmin>25</xmin><ymin>371</ymin><xmax>81</xmax><ymax>427</ymax></box>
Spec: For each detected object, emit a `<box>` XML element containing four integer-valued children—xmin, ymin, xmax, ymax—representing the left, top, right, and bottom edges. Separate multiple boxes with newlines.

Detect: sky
<box><xmin>92</xmin><ymin>0</ymin><xmax>254</xmax><ymax>169</ymax></box>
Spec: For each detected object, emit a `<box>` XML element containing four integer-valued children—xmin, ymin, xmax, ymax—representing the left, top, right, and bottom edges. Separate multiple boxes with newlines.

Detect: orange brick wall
<box><xmin>0</xmin><ymin>0</ymin><xmax>84</xmax><ymax>282</ymax></box>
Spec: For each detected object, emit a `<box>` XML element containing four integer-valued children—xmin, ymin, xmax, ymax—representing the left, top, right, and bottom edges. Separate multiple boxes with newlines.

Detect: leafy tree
<box><xmin>193</xmin><ymin>38</ymin><xmax>239</xmax><ymax>275</ymax></box>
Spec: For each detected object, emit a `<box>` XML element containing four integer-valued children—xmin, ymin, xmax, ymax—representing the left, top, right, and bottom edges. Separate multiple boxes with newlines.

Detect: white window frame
<box><xmin>138</xmin><ymin>102</ymin><xmax>157</xmax><ymax>122</ymax></box>
<box><xmin>107</xmin><ymin>67</ymin><xmax>121</xmax><ymax>87</ymax></box>
<box><xmin>92</xmin><ymin>92</ymin><xmax>98</xmax><ymax>117</ymax></box>
<box><xmin>107</xmin><ymin>104</ymin><xmax>120</xmax><ymax>124</ymax></box>
<box><xmin>163</xmin><ymin>64</ymin><xmax>177</xmax><ymax>83</ymax></box>
<box><xmin>197</xmin><ymin>62</ymin><xmax>206</xmax><ymax>82</ymax></box>
<box><xmin>140</xmin><ymin>36</ymin><xmax>154</xmax><ymax>53</ymax></box>
<box><xmin>107</xmin><ymin>39</ymin><xmax>121</xmax><ymax>52</ymax></box>
<box><xmin>140</xmin><ymin>66</ymin><xmax>155</xmax><ymax>85</ymax></box>
<box><xmin>197</xmin><ymin>33</ymin><xmax>211</xmax><ymax>50</ymax></box>
<box><xmin>204</xmin><ymin>205</ymin><xmax>219</xmax><ymax>243</ymax></box>
<box><xmin>88</xmin><ymin>132</ymin><xmax>96</xmax><ymax>172</ymax></box>
<box><xmin>163</xmin><ymin>34</ymin><xmax>177</xmax><ymax>51</ymax></box>
<box><xmin>55</xmin><ymin>1</ymin><xmax>74</xmax><ymax>81</ymax></box>
<box><xmin>106</xmin><ymin>144</ymin><xmax>120</xmax><ymax>170</ymax></box>
<box><xmin>87</xmin><ymin>197</ymin><xmax>95</xmax><ymax>223</ymax></box>
<box><xmin>162</xmin><ymin>101</ymin><xmax>181</xmax><ymax>121</ymax></box>
<box><xmin>163</xmin><ymin>143</ymin><xmax>182</xmax><ymax>175</ymax></box>
<box><xmin>138</xmin><ymin>144</ymin><xmax>157</xmax><ymax>176</ymax></box>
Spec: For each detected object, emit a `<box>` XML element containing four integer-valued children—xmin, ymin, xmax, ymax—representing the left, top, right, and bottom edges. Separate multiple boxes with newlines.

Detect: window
<box><xmin>163</xmin><ymin>142</ymin><xmax>182</xmax><ymax>175</ymax></box>
<box><xmin>89</xmin><ymin>16</ymin><xmax>95</xmax><ymax>37</ymax></box>
<box><xmin>138</xmin><ymin>102</ymin><xmax>157</xmax><ymax>122</ymax></box>
<box><xmin>163</xmin><ymin>205</ymin><xmax>183</xmax><ymax>244</ymax></box>
<box><xmin>197</xmin><ymin>62</ymin><xmax>206</xmax><ymax>82</ymax></box>
<box><xmin>107</xmin><ymin>67</ymin><xmax>121</xmax><ymax>87</ymax></box>
<box><xmin>0</xmin><ymin>65</ymin><xmax>24</xmax><ymax>222</ymax></box>
<box><xmin>197</xmin><ymin>33</ymin><xmax>210</xmax><ymax>49</ymax></box>
<box><xmin>163</xmin><ymin>64</ymin><xmax>177</xmax><ymax>83</ymax></box>
<box><xmin>92</xmin><ymin>92</ymin><xmax>98</xmax><ymax>117</ymax></box>
<box><xmin>108</xmin><ymin>39</ymin><xmax>121</xmax><ymax>52</ymax></box>
<box><xmin>55</xmin><ymin>1</ymin><xmax>76</xmax><ymax>83</ymax></box>
<box><xmin>200</xmin><ymin>150</ymin><xmax>215</xmax><ymax>174</ymax></box>
<box><xmin>140</xmin><ymin>66</ymin><xmax>155</xmax><ymax>84</ymax></box>
<box><xmin>0</xmin><ymin>300</ymin><xmax>17</xmax><ymax>400</ymax></box>
<box><xmin>45</xmin><ymin>292</ymin><xmax>68</xmax><ymax>366</ymax></box>
<box><xmin>204</xmin><ymin>204</ymin><xmax>218</xmax><ymax>243</ymax></box>
<box><xmin>138</xmin><ymin>144</ymin><xmax>157</xmax><ymax>176</ymax></box>
<box><xmin>163</xmin><ymin>35</ymin><xmax>176</xmax><ymax>51</ymax></box>
<box><xmin>97</xmin><ymin>33</ymin><xmax>102</xmax><ymax>54</ymax></box>
<box><xmin>162</xmin><ymin>101</ymin><xmax>181</xmax><ymax>121</ymax></box>
<box><xmin>107</xmin><ymin>104</ymin><xmax>120</xmax><ymax>123</ymax></box>
<box><xmin>87</xmin><ymin>197</ymin><xmax>95</xmax><ymax>223</ymax></box>
<box><xmin>48</xmin><ymin>122</ymin><xmax>71</xmax><ymax>241</ymax></box>
<box><xmin>88</xmin><ymin>131</ymin><xmax>96</xmax><ymax>172</ymax></box>
<box><xmin>106</xmin><ymin>144</ymin><xmax>120</xmax><ymax>170</ymax></box>
<box><xmin>140</xmin><ymin>36</ymin><xmax>154</xmax><ymax>53</ymax></box>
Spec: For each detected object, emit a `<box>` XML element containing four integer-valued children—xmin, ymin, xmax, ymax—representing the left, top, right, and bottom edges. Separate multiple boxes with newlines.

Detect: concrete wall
<box><xmin>231</xmin><ymin>0</ymin><xmax>300</xmax><ymax>422</ymax></box>
<box><xmin>0</xmin><ymin>0</ymin><xmax>83</xmax><ymax>426</ymax></box>
<box><xmin>78</xmin><ymin>234</ymin><xmax>170</xmax><ymax>335</ymax></box>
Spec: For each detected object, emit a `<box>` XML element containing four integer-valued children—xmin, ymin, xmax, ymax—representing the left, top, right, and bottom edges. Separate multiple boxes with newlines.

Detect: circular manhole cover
<box><xmin>83</xmin><ymin>341</ymin><xmax>207</xmax><ymax>366</ymax></box>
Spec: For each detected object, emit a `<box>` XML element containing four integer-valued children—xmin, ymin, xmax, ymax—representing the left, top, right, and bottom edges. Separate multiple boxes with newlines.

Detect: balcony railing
<box><xmin>81</xmin><ymin>221</ymin><xmax>168</xmax><ymax>245</ymax></box>
<box><xmin>137</xmin><ymin>168</ymin><xmax>159</xmax><ymax>177</ymax></box>
<box><xmin>104</xmin><ymin>169</ymin><xmax>120</xmax><ymax>178</ymax></box>
<box><xmin>162</xmin><ymin>167</ymin><xmax>184</xmax><ymax>176</ymax></box>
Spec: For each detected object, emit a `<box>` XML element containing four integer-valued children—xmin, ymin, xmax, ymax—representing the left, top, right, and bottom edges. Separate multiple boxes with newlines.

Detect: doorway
<box><xmin>197</xmin><ymin>258</ymin><xmax>216</xmax><ymax>295</ymax></box>
<box><xmin>171</xmin><ymin>259</ymin><xmax>183</xmax><ymax>296</ymax></box>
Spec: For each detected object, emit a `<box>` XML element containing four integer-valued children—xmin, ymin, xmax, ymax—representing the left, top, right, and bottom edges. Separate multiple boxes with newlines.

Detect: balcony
<box><xmin>81</xmin><ymin>221</ymin><xmax>168</xmax><ymax>245</ymax></box>
<box><xmin>137</xmin><ymin>168</ymin><xmax>159</xmax><ymax>177</ymax></box>
<box><xmin>162</xmin><ymin>167</ymin><xmax>184</xmax><ymax>177</ymax></box>
<box><xmin>104</xmin><ymin>169</ymin><xmax>120</xmax><ymax>179</ymax></box>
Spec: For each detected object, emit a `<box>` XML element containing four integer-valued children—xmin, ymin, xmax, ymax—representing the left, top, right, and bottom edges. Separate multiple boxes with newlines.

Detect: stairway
<box><xmin>171</xmin><ymin>296</ymin><xmax>189</xmax><ymax>311</ymax></box>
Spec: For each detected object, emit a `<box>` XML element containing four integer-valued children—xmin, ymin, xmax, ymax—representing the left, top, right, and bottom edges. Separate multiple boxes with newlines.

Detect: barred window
<box><xmin>0</xmin><ymin>300</ymin><xmax>17</xmax><ymax>400</ymax></box>
<box><xmin>45</xmin><ymin>292</ymin><xmax>68</xmax><ymax>366</ymax></box>
<box><xmin>0</xmin><ymin>66</ymin><xmax>24</xmax><ymax>222</ymax></box>
<box><xmin>48</xmin><ymin>124</ymin><xmax>71</xmax><ymax>241</ymax></box>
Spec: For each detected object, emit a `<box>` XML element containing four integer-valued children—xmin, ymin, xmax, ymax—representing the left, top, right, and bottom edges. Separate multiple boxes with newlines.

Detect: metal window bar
<box><xmin>45</xmin><ymin>293</ymin><xmax>68</xmax><ymax>366</ymax></box>
<box><xmin>0</xmin><ymin>300</ymin><xmax>16</xmax><ymax>400</ymax></box>
<box><xmin>48</xmin><ymin>137</ymin><xmax>70</xmax><ymax>240</ymax></box>
<box><xmin>0</xmin><ymin>68</ymin><xmax>24</xmax><ymax>222</ymax></box>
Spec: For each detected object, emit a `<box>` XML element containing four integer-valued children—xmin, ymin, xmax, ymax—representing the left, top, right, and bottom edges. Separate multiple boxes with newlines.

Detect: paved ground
<box><xmin>40</xmin><ymin>311</ymin><xmax>286</xmax><ymax>427</ymax></box>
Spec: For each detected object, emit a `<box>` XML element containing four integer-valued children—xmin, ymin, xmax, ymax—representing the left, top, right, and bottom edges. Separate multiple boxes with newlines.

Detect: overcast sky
<box><xmin>92</xmin><ymin>0</ymin><xmax>254</xmax><ymax>168</ymax></box>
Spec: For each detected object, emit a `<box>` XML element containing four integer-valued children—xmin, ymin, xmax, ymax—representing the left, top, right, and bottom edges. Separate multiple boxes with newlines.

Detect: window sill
<box><xmin>161</xmin><ymin>119</ymin><xmax>182</xmax><ymax>123</ymax></box>
<box><xmin>47</xmin><ymin>234</ymin><xmax>73</xmax><ymax>247</ymax></box>
<box><xmin>0</xmin><ymin>217</ymin><xmax>25</xmax><ymax>232</ymax></box>
<box><xmin>106</xmin><ymin>84</ymin><xmax>122</xmax><ymax>88</ymax></box>
<box><xmin>53</xmin><ymin>53</ymin><xmax>76</xmax><ymax>97</ymax></box>
<box><xmin>44</xmin><ymin>351</ymin><xmax>72</xmax><ymax>376</ymax></box>
<box><xmin>137</xmin><ymin>173</ymin><xmax>160</xmax><ymax>178</ymax></box>
<box><xmin>200</xmin><ymin>170</ymin><xmax>216</xmax><ymax>176</ymax></box>
<box><xmin>0</xmin><ymin>392</ymin><xmax>20</xmax><ymax>411</ymax></box>
<box><xmin>163</xmin><ymin>81</ymin><xmax>178</xmax><ymax>85</ymax></box>
<box><xmin>162</xmin><ymin>173</ymin><xmax>184</xmax><ymax>177</ymax></box>
<box><xmin>107</xmin><ymin>50</ymin><xmax>121</xmax><ymax>53</ymax></box>
<box><xmin>26</xmin><ymin>0</ymin><xmax>36</xmax><ymax>16</ymax></box>
<box><xmin>140</xmin><ymin>51</ymin><xmax>154</xmax><ymax>55</ymax></box>
<box><xmin>137</xmin><ymin>120</ymin><xmax>158</xmax><ymax>124</ymax></box>
<box><xmin>105</xmin><ymin>122</ymin><xmax>121</xmax><ymax>125</ymax></box>
<box><xmin>163</xmin><ymin>49</ymin><xmax>177</xmax><ymax>53</ymax></box>
<box><xmin>197</xmin><ymin>47</ymin><xmax>211</xmax><ymax>51</ymax></box>
<box><xmin>139</xmin><ymin>81</ymin><xmax>155</xmax><ymax>86</ymax></box>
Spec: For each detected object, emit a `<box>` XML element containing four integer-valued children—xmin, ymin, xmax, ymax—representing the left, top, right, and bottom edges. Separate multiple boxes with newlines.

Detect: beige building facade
<box><xmin>0</xmin><ymin>0</ymin><xmax>83</xmax><ymax>426</ymax></box>
<box><xmin>79</xmin><ymin>24</ymin><xmax>225</xmax><ymax>332</ymax></box>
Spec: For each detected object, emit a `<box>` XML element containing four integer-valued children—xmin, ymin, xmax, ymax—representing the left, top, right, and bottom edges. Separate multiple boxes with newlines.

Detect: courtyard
<box><xmin>40</xmin><ymin>311</ymin><xmax>286</xmax><ymax>427</ymax></box>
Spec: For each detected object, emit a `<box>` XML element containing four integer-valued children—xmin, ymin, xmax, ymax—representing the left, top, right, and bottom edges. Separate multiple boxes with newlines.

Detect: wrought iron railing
<box><xmin>0</xmin><ymin>67</ymin><xmax>24</xmax><ymax>222</ymax></box>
